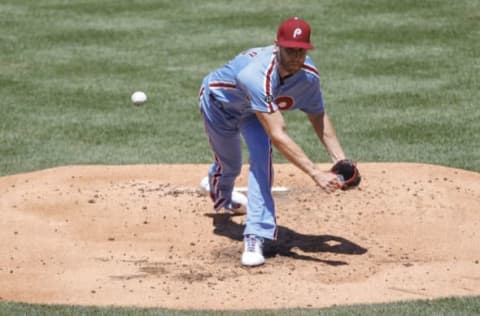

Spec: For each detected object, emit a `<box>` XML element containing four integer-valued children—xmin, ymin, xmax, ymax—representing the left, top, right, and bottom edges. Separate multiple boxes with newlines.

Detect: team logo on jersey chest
<box><xmin>275</xmin><ymin>96</ymin><xmax>294</xmax><ymax>110</ymax></box>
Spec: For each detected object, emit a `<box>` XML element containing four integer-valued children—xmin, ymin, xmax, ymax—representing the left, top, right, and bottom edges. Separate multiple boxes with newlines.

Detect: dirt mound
<box><xmin>0</xmin><ymin>163</ymin><xmax>479</xmax><ymax>310</ymax></box>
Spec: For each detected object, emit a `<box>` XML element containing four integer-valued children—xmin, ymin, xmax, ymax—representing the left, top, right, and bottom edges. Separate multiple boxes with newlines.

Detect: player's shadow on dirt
<box><xmin>209</xmin><ymin>213</ymin><xmax>367</xmax><ymax>266</ymax></box>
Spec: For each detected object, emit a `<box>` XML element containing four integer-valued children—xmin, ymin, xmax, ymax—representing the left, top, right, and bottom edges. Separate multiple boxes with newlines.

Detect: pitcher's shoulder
<box><xmin>302</xmin><ymin>56</ymin><xmax>320</xmax><ymax>78</ymax></box>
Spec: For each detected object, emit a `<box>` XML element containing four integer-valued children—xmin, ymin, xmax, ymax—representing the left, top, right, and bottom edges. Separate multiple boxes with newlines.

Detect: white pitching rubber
<box><xmin>234</xmin><ymin>186</ymin><xmax>289</xmax><ymax>193</ymax></box>
<box><xmin>199</xmin><ymin>176</ymin><xmax>289</xmax><ymax>195</ymax></box>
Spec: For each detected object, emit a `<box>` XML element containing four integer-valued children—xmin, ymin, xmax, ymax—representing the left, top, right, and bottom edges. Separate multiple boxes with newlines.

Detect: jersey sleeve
<box><xmin>298</xmin><ymin>61</ymin><xmax>325</xmax><ymax>114</ymax></box>
<box><xmin>299</xmin><ymin>80</ymin><xmax>325</xmax><ymax>114</ymax></box>
<box><xmin>235</xmin><ymin>53</ymin><xmax>278</xmax><ymax>114</ymax></box>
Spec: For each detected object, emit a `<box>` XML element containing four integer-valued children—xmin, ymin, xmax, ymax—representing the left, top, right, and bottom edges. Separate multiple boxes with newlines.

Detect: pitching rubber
<box><xmin>199</xmin><ymin>176</ymin><xmax>289</xmax><ymax>195</ymax></box>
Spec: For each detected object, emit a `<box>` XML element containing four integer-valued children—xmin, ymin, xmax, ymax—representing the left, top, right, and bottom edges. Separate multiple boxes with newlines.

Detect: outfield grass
<box><xmin>0</xmin><ymin>0</ymin><xmax>479</xmax><ymax>315</ymax></box>
<box><xmin>1</xmin><ymin>0</ymin><xmax>479</xmax><ymax>176</ymax></box>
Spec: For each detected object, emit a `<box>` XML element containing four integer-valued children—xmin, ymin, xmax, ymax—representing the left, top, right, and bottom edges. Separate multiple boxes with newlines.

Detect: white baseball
<box><xmin>131</xmin><ymin>91</ymin><xmax>147</xmax><ymax>105</ymax></box>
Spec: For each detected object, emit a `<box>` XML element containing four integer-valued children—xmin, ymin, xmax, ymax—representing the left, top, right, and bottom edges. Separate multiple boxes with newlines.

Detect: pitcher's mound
<box><xmin>0</xmin><ymin>163</ymin><xmax>479</xmax><ymax>310</ymax></box>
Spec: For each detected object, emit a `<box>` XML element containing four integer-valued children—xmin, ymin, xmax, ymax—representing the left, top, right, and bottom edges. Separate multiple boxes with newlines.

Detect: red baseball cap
<box><xmin>276</xmin><ymin>17</ymin><xmax>314</xmax><ymax>50</ymax></box>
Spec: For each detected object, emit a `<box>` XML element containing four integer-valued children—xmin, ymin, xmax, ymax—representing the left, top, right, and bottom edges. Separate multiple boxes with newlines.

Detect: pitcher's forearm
<box><xmin>270</xmin><ymin>133</ymin><xmax>319</xmax><ymax>178</ymax></box>
<box><xmin>321</xmin><ymin>135</ymin><xmax>346</xmax><ymax>163</ymax></box>
<box><xmin>309</xmin><ymin>112</ymin><xmax>346</xmax><ymax>162</ymax></box>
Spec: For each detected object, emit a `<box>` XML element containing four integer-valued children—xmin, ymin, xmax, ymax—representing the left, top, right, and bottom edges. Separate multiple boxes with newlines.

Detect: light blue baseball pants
<box><xmin>199</xmin><ymin>92</ymin><xmax>277</xmax><ymax>240</ymax></box>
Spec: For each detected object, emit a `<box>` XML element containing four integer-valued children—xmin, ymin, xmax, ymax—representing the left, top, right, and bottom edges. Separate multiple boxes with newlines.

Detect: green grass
<box><xmin>1</xmin><ymin>0</ymin><xmax>479</xmax><ymax>175</ymax></box>
<box><xmin>0</xmin><ymin>0</ymin><xmax>479</xmax><ymax>315</ymax></box>
<box><xmin>1</xmin><ymin>296</ymin><xmax>480</xmax><ymax>316</ymax></box>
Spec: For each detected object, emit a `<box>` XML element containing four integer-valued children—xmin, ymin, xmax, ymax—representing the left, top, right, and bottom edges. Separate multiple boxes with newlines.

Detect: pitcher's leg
<box><xmin>201</xmin><ymin>113</ymin><xmax>242</xmax><ymax>211</ymax></box>
<box><xmin>240</xmin><ymin>117</ymin><xmax>276</xmax><ymax>240</ymax></box>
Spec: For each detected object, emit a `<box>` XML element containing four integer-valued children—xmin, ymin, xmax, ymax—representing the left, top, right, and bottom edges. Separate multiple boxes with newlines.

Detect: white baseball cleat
<box><xmin>200</xmin><ymin>176</ymin><xmax>248</xmax><ymax>214</ymax></box>
<box><xmin>241</xmin><ymin>234</ymin><xmax>265</xmax><ymax>266</ymax></box>
<box><xmin>224</xmin><ymin>201</ymin><xmax>246</xmax><ymax>215</ymax></box>
<box><xmin>200</xmin><ymin>176</ymin><xmax>210</xmax><ymax>193</ymax></box>
<box><xmin>231</xmin><ymin>190</ymin><xmax>247</xmax><ymax>208</ymax></box>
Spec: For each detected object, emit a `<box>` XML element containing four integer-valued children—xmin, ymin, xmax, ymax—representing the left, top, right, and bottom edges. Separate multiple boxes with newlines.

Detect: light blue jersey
<box><xmin>199</xmin><ymin>45</ymin><xmax>325</xmax><ymax>240</ymax></box>
<box><xmin>201</xmin><ymin>45</ymin><xmax>324</xmax><ymax>125</ymax></box>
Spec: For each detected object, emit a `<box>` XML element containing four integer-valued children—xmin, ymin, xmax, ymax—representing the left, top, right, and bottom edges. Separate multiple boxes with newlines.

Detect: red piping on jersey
<box><xmin>302</xmin><ymin>64</ymin><xmax>319</xmax><ymax>77</ymax></box>
<box><xmin>209</xmin><ymin>81</ymin><xmax>237</xmax><ymax>89</ymax></box>
<box><xmin>214</xmin><ymin>197</ymin><xmax>226</xmax><ymax>211</ymax></box>
<box><xmin>211</xmin><ymin>156</ymin><xmax>223</xmax><ymax>208</ymax></box>
<box><xmin>264</xmin><ymin>54</ymin><xmax>276</xmax><ymax>113</ymax></box>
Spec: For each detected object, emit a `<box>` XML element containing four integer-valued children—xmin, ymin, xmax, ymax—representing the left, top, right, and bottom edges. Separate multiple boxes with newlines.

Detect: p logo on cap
<box><xmin>293</xmin><ymin>28</ymin><xmax>302</xmax><ymax>39</ymax></box>
<box><xmin>276</xmin><ymin>17</ymin><xmax>313</xmax><ymax>50</ymax></box>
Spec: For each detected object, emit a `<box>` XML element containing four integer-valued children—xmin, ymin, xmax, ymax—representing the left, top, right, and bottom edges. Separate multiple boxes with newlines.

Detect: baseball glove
<box><xmin>331</xmin><ymin>159</ymin><xmax>361</xmax><ymax>190</ymax></box>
